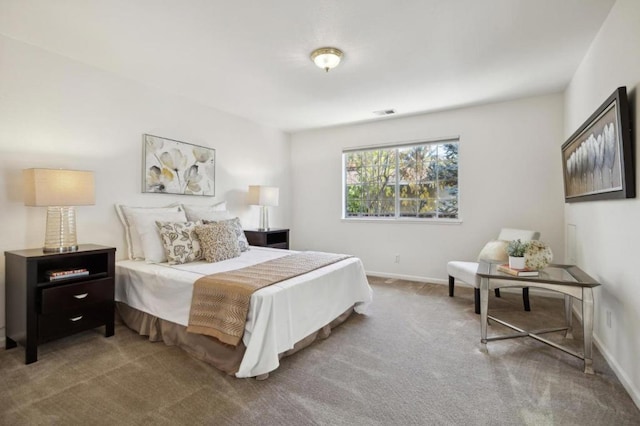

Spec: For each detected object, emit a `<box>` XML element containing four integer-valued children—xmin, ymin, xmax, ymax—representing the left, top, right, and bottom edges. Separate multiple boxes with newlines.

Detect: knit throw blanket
<box><xmin>187</xmin><ymin>252</ymin><xmax>352</xmax><ymax>346</ymax></box>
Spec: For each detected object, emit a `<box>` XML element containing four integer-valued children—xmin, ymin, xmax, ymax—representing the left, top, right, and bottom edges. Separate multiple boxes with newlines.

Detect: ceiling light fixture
<box><xmin>373</xmin><ymin>109</ymin><xmax>396</xmax><ymax>116</ymax></box>
<box><xmin>310</xmin><ymin>47</ymin><xmax>343</xmax><ymax>72</ymax></box>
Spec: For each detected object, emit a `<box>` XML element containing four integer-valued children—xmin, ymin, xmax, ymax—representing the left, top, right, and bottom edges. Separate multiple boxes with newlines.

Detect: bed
<box><xmin>115</xmin><ymin>246</ymin><xmax>373</xmax><ymax>378</ymax></box>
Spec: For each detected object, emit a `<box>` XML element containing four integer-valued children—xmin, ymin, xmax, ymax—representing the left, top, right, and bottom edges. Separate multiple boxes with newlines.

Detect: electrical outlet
<box><xmin>394</xmin><ymin>254</ymin><xmax>400</xmax><ymax>264</ymax></box>
<box><xmin>606</xmin><ymin>310</ymin><xmax>612</xmax><ymax>328</ymax></box>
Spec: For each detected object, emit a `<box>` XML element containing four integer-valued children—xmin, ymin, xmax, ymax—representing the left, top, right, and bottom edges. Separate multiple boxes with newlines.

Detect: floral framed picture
<box><xmin>561</xmin><ymin>87</ymin><xmax>634</xmax><ymax>203</ymax></box>
<box><xmin>143</xmin><ymin>134</ymin><xmax>215</xmax><ymax>196</ymax></box>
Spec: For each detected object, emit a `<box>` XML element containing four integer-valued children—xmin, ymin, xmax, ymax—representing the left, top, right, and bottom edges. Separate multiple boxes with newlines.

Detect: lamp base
<box><xmin>258</xmin><ymin>205</ymin><xmax>270</xmax><ymax>231</ymax></box>
<box><xmin>43</xmin><ymin>245</ymin><xmax>79</xmax><ymax>253</ymax></box>
<box><xmin>43</xmin><ymin>206</ymin><xmax>79</xmax><ymax>253</ymax></box>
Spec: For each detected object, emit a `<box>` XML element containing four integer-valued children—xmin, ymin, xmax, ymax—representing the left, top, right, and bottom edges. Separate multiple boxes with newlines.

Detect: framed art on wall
<box><xmin>143</xmin><ymin>134</ymin><xmax>215</xmax><ymax>196</ymax></box>
<box><xmin>561</xmin><ymin>87</ymin><xmax>634</xmax><ymax>203</ymax></box>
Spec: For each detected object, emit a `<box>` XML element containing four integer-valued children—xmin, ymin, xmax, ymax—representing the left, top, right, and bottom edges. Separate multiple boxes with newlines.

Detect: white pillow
<box><xmin>128</xmin><ymin>209</ymin><xmax>188</xmax><ymax>263</ymax></box>
<box><xmin>477</xmin><ymin>240</ymin><xmax>509</xmax><ymax>262</ymax></box>
<box><xmin>182</xmin><ymin>202</ymin><xmax>233</xmax><ymax>222</ymax></box>
<box><xmin>116</xmin><ymin>204</ymin><xmax>182</xmax><ymax>260</ymax></box>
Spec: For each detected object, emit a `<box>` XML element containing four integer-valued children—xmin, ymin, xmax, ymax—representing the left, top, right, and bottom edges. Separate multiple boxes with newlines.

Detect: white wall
<box><xmin>563</xmin><ymin>0</ymin><xmax>640</xmax><ymax>408</ymax></box>
<box><xmin>0</xmin><ymin>36</ymin><xmax>291</xmax><ymax>337</ymax></box>
<box><xmin>290</xmin><ymin>94</ymin><xmax>565</xmax><ymax>282</ymax></box>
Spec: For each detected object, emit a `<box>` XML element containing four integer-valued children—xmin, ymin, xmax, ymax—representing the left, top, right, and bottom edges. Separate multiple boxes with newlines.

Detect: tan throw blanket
<box><xmin>187</xmin><ymin>252</ymin><xmax>352</xmax><ymax>346</ymax></box>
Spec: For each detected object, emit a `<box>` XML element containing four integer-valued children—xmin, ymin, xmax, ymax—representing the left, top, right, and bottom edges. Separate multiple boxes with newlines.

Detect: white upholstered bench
<box><xmin>447</xmin><ymin>228</ymin><xmax>540</xmax><ymax>314</ymax></box>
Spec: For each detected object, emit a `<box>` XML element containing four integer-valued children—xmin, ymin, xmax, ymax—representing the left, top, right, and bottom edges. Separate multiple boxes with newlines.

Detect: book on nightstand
<box><xmin>496</xmin><ymin>264</ymin><xmax>539</xmax><ymax>277</ymax></box>
<box><xmin>46</xmin><ymin>268</ymin><xmax>89</xmax><ymax>281</ymax></box>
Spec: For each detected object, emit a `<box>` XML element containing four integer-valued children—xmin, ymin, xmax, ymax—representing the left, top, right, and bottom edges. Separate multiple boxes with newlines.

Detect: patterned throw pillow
<box><xmin>195</xmin><ymin>222</ymin><xmax>241</xmax><ymax>263</ymax></box>
<box><xmin>156</xmin><ymin>221</ymin><xmax>202</xmax><ymax>264</ymax></box>
<box><xmin>203</xmin><ymin>217</ymin><xmax>250</xmax><ymax>252</ymax></box>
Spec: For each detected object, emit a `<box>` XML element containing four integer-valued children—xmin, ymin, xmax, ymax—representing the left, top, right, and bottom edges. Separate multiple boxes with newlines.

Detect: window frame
<box><xmin>341</xmin><ymin>137</ymin><xmax>460</xmax><ymax>223</ymax></box>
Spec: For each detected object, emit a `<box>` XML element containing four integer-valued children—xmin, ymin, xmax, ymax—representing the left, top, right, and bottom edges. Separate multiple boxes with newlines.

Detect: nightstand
<box><xmin>244</xmin><ymin>229</ymin><xmax>289</xmax><ymax>249</ymax></box>
<box><xmin>4</xmin><ymin>244</ymin><xmax>116</xmax><ymax>364</ymax></box>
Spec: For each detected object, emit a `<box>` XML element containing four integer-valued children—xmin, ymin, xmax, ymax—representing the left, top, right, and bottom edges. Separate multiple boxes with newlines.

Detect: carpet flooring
<box><xmin>1</xmin><ymin>277</ymin><xmax>638</xmax><ymax>425</ymax></box>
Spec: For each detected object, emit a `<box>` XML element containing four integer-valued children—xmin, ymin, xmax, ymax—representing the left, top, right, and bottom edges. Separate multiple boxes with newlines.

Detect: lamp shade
<box><xmin>23</xmin><ymin>169</ymin><xmax>95</xmax><ymax>206</ymax></box>
<box><xmin>248</xmin><ymin>185</ymin><xmax>279</xmax><ymax>207</ymax></box>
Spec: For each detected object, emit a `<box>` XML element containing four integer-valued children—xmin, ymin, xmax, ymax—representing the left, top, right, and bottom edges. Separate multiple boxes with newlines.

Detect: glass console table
<box><xmin>476</xmin><ymin>261</ymin><xmax>601</xmax><ymax>374</ymax></box>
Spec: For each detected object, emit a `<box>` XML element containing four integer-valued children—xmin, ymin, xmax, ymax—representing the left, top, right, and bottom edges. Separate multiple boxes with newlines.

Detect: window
<box><xmin>343</xmin><ymin>139</ymin><xmax>459</xmax><ymax>220</ymax></box>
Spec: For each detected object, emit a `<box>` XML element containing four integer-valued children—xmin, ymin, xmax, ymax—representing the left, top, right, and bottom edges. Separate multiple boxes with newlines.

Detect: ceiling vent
<box><xmin>373</xmin><ymin>109</ymin><xmax>396</xmax><ymax>116</ymax></box>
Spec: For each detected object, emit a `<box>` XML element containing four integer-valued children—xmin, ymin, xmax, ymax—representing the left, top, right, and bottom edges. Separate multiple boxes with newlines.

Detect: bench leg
<box><xmin>448</xmin><ymin>276</ymin><xmax>454</xmax><ymax>297</ymax></box>
<box><xmin>523</xmin><ymin>287</ymin><xmax>531</xmax><ymax>311</ymax></box>
<box><xmin>6</xmin><ymin>336</ymin><xmax>17</xmax><ymax>349</ymax></box>
<box><xmin>474</xmin><ymin>288</ymin><xmax>480</xmax><ymax>315</ymax></box>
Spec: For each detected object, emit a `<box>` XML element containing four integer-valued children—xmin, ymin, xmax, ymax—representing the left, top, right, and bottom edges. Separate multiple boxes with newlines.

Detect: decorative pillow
<box><xmin>195</xmin><ymin>222</ymin><xmax>241</xmax><ymax>263</ymax></box>
<box><xmin>477</xmin><ymin>240</ymin><xmax>509</xmax><ymax>262</ymax></box>
<box><xmin>129</xmin><ymin>209</ymin><xmax>188</xmax><ymax>263</ymax></box>
<box><xmin>115</xmin><ymin>204</ymin><xmax>181</xmax><ymax>260</ymax></box>
<box><xmin>156</xmin><ymin>221</ymin><xmax>203</xmax><ymax>264</ymax></box>
<box><xmin>203</xmin><ymin>217</ymin><xmax>250</xmax><ymax>252</ymax></box>
<box><xmin>524</xmin><ymin>240</ymin><xmax>553</xmax><ymax>270</ymax></box>
<box><xmin>182</xmin><ymin>202</ymin><xmax>232</xmax><ymax>222</ymax></box>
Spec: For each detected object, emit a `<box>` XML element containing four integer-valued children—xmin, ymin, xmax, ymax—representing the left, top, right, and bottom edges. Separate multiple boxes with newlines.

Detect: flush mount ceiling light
<box><xmin>310</xmin><ymin>47</ymin><xmax>343</xmax><ymax>72</ymax></box>
<box><xmin>373</xmin><ymin>109</ymin><xmax>396</xmax><ymax>116</ymax></box>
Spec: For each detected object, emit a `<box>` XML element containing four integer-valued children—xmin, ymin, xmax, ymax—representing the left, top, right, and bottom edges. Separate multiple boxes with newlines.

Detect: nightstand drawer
<box><xmin>40</xmin><ymin>278</ymin><xmax>114</xmax><ymax>314</ymax></box>
<box><xmin>38</xmin><ymin>302</ymin><xmax>113</xmax><ymax>343</ymax></box>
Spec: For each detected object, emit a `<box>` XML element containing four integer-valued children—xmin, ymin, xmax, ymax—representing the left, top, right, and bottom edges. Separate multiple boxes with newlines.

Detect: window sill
<box><xmin>341</xmin><ymin>217</ymin><xmax>462</xmax><ymax>225</ymax></box>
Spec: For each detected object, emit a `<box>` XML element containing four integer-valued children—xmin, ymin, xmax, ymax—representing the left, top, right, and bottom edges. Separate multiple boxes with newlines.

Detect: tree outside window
<box><xmin>343</xmin><ymin>140</ymin><xmax>458</xmax><ymax>220</ymax></box>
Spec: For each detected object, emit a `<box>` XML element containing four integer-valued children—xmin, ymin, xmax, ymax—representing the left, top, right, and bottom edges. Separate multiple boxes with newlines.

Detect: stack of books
<box><xmin>47</xmin><ymin>268</ymin><xmax>89</xmax><ymax>281</ymax></box>
<box><xmin>496</xmin><ymin>264</ymin><xmax>539</xmax><ymax>277</ymax></box>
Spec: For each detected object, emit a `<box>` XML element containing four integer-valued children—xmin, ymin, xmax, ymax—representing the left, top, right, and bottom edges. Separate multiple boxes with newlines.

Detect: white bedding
<box><xmin>115</xmin><ymin>246</ymin><xmax>373</xmax><ymax>378</ymax></box>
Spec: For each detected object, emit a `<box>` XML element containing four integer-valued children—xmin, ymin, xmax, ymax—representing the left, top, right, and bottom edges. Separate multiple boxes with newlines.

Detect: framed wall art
<box><xmin>561</xmin><ymin>87</ymin><xmax>634</xmax><ymax>203</ymax></box>
<box><xmin>143</xmin><ymin>134</ymin><xmax>215</xmax><ymax>196</ymax></box>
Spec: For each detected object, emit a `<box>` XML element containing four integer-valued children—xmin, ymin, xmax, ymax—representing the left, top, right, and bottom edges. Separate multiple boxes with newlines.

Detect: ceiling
<box><xmin>0</xmin><ymin>0</ymin><xmax>615</xmax><ymax>132</ymax></box>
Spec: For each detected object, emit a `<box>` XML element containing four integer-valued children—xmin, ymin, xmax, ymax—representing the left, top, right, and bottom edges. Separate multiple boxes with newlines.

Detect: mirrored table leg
<box><xmin>480</xmin><ymin>277</ymin><xmax>489</xmax><ymax>344</ymax></box>
<box><xmin>564</xmin><ymin>294</ymin><xmax>574</xmax><ymax>339</ymax></box>
<box><xmin>582</xmin><ymin>287</ymin><xmax>595</xmax><ymax>374</ymax></box>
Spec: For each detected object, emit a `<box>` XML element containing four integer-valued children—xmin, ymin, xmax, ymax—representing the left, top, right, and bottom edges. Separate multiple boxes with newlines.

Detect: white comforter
<box><xmin>115</xmin><ymin>247</ymin><xmax>373</xmax><ymax>378</ymax></box>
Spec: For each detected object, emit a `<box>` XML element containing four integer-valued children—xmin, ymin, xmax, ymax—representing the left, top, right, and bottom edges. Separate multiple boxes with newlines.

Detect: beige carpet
<box><xmin>1</xmin><ymin>277</ymin><xmax>638</xmax><ymax>425</ymax></box>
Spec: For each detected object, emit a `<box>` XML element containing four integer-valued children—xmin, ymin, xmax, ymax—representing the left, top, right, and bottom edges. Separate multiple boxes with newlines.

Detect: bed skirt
<box><xmin>116</xmin><ymin>302</ymin><xmax>355</xmax><ymax>379</ymax></box>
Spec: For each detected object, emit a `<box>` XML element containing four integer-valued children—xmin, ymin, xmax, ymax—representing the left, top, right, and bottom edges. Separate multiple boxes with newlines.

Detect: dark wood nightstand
<box><xmin>4</xmin><ymin>244</ymin><xmax>116</xmax><ymax>364</ymax></box>
<box><xmin>244</xmin><ymin>229</ymin><xmax>289</xmax><ymax>249</ymax></box>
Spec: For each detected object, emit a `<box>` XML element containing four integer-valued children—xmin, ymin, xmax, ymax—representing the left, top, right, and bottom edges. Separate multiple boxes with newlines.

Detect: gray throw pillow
<box><xmin>203</xmin><ymin>217</ymin><xmax>250</xmax><ymax>252</ymax></box>
<box><xmin>195</xmin><ymin>222</ymin><xmax>241</xmax><ymax>263</ymax></box>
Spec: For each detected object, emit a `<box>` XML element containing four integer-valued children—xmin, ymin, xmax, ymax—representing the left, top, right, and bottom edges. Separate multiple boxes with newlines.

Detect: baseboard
<box><xmin>366</xmin><ymin>271</ymin><xmax>562</xmax><ymax>299</ymax></box>
<box><xmin>365</xmin><ymin>270</ymin><xmax>448</xmax><ymax>285</ymax></box>
<box><xmin>594</xmin><ymin>334</ymin><xmax>640</xmax><ymax>409</ymax></box>
<box><xmin>572</xmin><ymin>307</ymin><xmax>640</xmax><ymax>410</ymax></box>
<box><xmin>0</xmin><ymin>327</ymin><xmax>5</xmax><ymax>349</ymax></box>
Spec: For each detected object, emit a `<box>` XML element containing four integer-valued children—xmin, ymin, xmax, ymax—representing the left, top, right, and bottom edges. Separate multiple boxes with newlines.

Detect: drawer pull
<box><xmin>73</xmin><ymin>293</ymin><xmax>89</xmax><ymax>299</ymax></box>
<box><xmin>69</xmin><ymin>316</ymin><xmax>83</xmax><ymax>322</ymax></box>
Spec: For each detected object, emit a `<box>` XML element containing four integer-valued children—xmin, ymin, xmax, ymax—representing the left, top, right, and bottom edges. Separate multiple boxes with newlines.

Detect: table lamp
<box><xmin>23</xmin><ymin>168</ymin><xmax>95</xmax><ymax>252</ymax></box>
<box><xmin>248</xmin><ymin>185</ymin><xmax>279</xmax><ymax>231</ymax></box>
